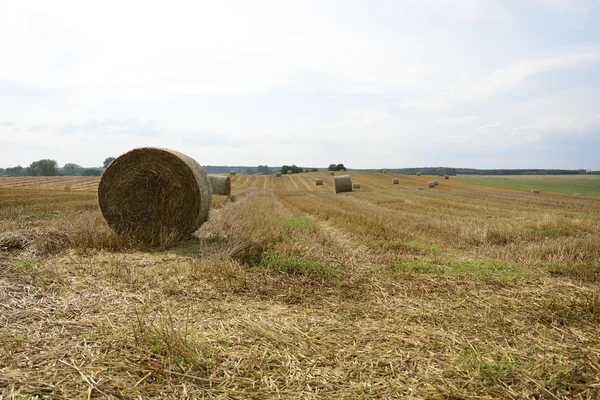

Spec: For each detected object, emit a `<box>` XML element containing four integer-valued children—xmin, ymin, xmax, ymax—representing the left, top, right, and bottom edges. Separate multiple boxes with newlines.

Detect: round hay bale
<box><xmin>444</xmin><ymin>174</ymin><xmax>449</xmax><ymax>179</ymax></box>
<box><xmin>392</xmin><ymin>178</ymin><xmax>399</xmax><ymax>184</ymax></box>
<box><xmin>275</xmin><ymin>172</ymin><xmax>282</xmax><ymax>177</ymax></box>
<box><xmin>416</xmin><ymin>172</ymin><xmax>421</xmax><ymax>176</ymax></box>
<box><xmin>573</xmin><ymin>193</ymin><xmax>581</xmax><ymax>197</ymax></box>
<box><xmin>383</xmin><ymin>170</ymin><xmax>388</xmax><ymax>174</ymax></box>
<box><xmin>417</xmin><ymin>187</ymin><xmax>425</xmax><ymax>190</ymax></box>
<box><xmin>333</xmin><ymin>175</ymin><xmax>353</xmax><ymax>194</ymax></box>
<box><xmin>316</xmin><ymin>179</ymin><xmax>324</xmax><ymax>186</ymax></box>
<box><xmin>531</xmin><ymin>189</ymin><xmax>540</xmax><ymax>194</ymax></box>
<box><xmin>330</xmin><ymin>171</ymin><xmax>335</xmax><ymax>176</ymax></box>
<box><xmin>433</xmin><ymin>180</ymin><xmax>439</xmax><ymax>186</ymax></box>
<box><xmin>428</xmin><ymin>181</ymin><xmax>435</xmax><ymax>188</ymax></box>
<box><xmin>98</xmin><ymin>147</ymin><xmax>211</xmax><ymax>245</ymax></box>
<box><xmin>287</xmin><ymin>170</ymin><xmax>293</xmax><ymax>175</ymax></box>
<box><xmin>208</xmin><ymin>174</ymin><xmax>231</xmax><ymax>196</ymax></box>
<box><xmin>230</xmin><ymin>171</ymin><xmax>236</xmax><ymax>176</ymax></box>
<box><xmin>352</xmin><ymin>183</ymin><xmax>361</xmax><ymax>190</ymax></box>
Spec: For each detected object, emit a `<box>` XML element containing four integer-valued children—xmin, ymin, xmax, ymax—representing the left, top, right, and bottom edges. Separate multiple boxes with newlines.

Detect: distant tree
<box><xmin>62</xmin><ymin>163</ymin><xmax>83</xmax><ymax>176</ymax></box>
<box><xmin>311</xmin><ymin>168</ymin><xmax>319</xmax><ymax>172</ymax></box>
<box><xmin>245</xmin><ymin>167</ymin><xmax>256</xmax><ymax>175</ymax></box>
<box><xmin>328</xmin><ymin>163</ymin><xmax>346</xmax><ymax>171</ymax></box>
<box><xmin>0</xmin><ymin>168</ymin><xmax>4</xmax><ymax>176</ymax></box>
<box><xmin>103</xmin><ymin>157</ymin><xmax>116</xmax><ymax>168</ymax></box>
<box><xmin>82</xmin><ymin>169</ymin><xmax>103</xmax><ymax>176</ymax></box>
<box><xmin>27</xmin><ymin>159</ymin><xmax>58</xmax><ymax>176</ymax></box>
<box><xmin>257</xmin><ymin>165</ymin><xmax>270</xmax><ymax>174</ymax></box>
<box><xmin>280</xmin><ymin>165</ymin><xmax>304</xmax><ymax>174</ymax></box>
<box><xmin>5</xmin><ymin>166</ymin><xmax>24</xmax><ymax>176</ymax></box>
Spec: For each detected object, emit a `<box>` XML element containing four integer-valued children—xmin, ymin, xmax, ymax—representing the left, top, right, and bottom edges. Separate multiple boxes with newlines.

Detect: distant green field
<box><xmin>457</xmin><ymin>176</ymin><xmax>600</xmax><ymax>197</ymax></box>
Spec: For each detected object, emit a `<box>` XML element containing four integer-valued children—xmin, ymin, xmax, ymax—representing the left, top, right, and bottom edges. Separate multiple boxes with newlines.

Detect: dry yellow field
<box><xmin>1</xmin><ymin>173</ymin><xmax>599</xmax><ymax>399</ymax></box>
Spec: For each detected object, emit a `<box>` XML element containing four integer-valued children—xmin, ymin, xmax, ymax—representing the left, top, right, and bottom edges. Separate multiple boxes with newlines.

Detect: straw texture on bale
<box><xmin>333</xmin><ymin>175</ymin><xmax>353</xmax><ymax>194</ymax></box>
<box><xmin>433</xmin><ymin>180</ymin><xmax>439</xmax><ymax>186</ymax></box>
<box><xmin>532</xmin><ymin>189</ymin><xmax>540</xmax><ymax>194</ymax></box>
<box><xmin>428</xmin><ymin>182</ymin><xmax>435</xmax><ymax>188</ymax></box>
<box><xmin>98</xmin><ymin>147</ymin><xmax>211</xmax><ymax>245</ymax></box>
<box><xmin>207</xmin><ymin>174</ymin><xmax>231</xmax><ymax>196</ymax></box>
<box><xmin>275</xmin><ymin>172</ymin><xmax>282</xmax><ymax>177</ymax></box>
<box><xmin>316</xmin><ymin>179</ymin><xmax>324</xmax><ymax>186</ymax></box>
<box><xmin>444</xmin><ymin>175</ymin><xmax>449</xmax><ymax>179</ymax></box>
<box><xmin>287</xmin><ymin>170</ymin><xmax>293</xmax><ymax>175</ymax></box>
<box><xmin>352</xmin><ymin>183</ymin><xmax>361</xmax><ymax>189</ymax></box>
<box><xmin>230</xmin><ymin>171</ymin><xmax>236</xmax><ymax>176</ymax></box>
<box><xmin>392</xmin><ymin>178</ymin><xmax>399</xmax><ymax>184</ymax></box>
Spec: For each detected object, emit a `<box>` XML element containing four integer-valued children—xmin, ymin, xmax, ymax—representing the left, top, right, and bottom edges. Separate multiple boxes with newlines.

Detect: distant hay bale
<box><xmin>416</xmin><ymin>172</ymin><xmax>421</xmax><ymax>176</ymax></box>
<box><xmin>383</xmin><ymin>170</ymin><xmax>388</xmax><ymax>174</ymax></box>
<box><xmin>433</xmin><ymin>180</ymin><xmax>439</xmax><ymax>186</ymax></box>
<box><xmin>392</xmin><ymin>178</ymin><xmax>399</xmax><ymax>184</ymax></box>
<box><xmin>417</xmin><ymin>187</ymin><xmax>425</xmax><ymax>190</ymax></box>
<box><xmin>287</xmin><ymin>170</ymin><xmax>293</xmax><ymax>175</ymax></box>
<box><xmin>333</xmin><ymin>175</ymin><xmax>353</xmax><ymax>194</ymax></box>
<box><xmin>275</xmin><ymin>172</ymin><xmax>282</xmax><ymax>177</ymax></box>
<box><xmin>573</xmin><ymin>193</ymin><xmax>581</xmax><ymax>197</ymax></box>
<box><xmin>531</xmin><ymin>189</ymin><xmax>540</xmax><ymax>194</ymax></box>
<box><xmin>352</xmin><ymin>183</ymin><xmax>361</xmax><ymax>190</ymax></box>
<box><xmin>98</xmin><ymin>147</ymin><xmax>211</xmax><ymax>246</ymax></box>
<box><xmin>444</xmin><ymin>174</ymin><xmax>449</xmax><ymax>179</ymax></box>
<box><xmin>428</xmin><ymin>181</ymin><xmax>435</xmax><ymax>188</ymax></box>
<box><xmin>330</xmin><ymin>171</ymin><xmax>335</xmax><ymax>175</ymax></box>
<box><xmin>208</xmin><ymin>174</ymin><xmax>231</xmax><ymax>196</ymax></box>
<box><xmin>230</xmin><ymin>171</ymin><xmax>236</xmax><ymax>176</ymax></box>
<box><xmin>316</xmin><ymin>179</ymin><xmax>324</xmax><ymax>186</ymax></box>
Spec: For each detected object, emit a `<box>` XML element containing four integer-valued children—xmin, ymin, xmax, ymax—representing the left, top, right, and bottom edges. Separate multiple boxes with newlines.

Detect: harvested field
<box><xmin>1</xmin><ymin>174</ymin><xmax>600</xmax><ymax>398</ymax></box>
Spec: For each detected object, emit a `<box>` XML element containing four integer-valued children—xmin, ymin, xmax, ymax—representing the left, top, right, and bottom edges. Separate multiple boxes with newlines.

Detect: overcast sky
<box><xmin>1</xmin><ymin>0</ymin><xmax>599</xmax><ymax>169</ymax></box>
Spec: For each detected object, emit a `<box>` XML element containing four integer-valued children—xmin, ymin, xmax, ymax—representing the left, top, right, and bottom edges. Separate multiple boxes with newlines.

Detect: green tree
<box><xmin>257</xmin><ymin>165</ymin><xmax>270</xmax><ymax>174</ymax></box>
<box><xmin>5</xmin><ymin>166</ymin><xmax>24</xmax><ymax>176</ymax></box>
<box><xmin>103</xmin><ymin>157</ymin><xmax>116</xmax><ymax>168</ymax></box>
<box><xmin>328</xmin><ymin>163</ymin><xmax>346</xmax><ymax>171</ymax></box>
<box><xmin>27</xmin><ymin>159</ymin><xmax>58</xmax><ymax>176</ymax></box>
<box><xmin>62</xmin><ymin>163</ymin><xmax>83</xmax><ymax>176</ymax></box>
<box><xmin>245</xmin><ymin>167</ymin><xmax>256</xmax><ymax>175</ymax></box>
<box><xmin>311</xmin><ymin>168</ymin><xmax>319</xmax><ymax>172</ymax></box>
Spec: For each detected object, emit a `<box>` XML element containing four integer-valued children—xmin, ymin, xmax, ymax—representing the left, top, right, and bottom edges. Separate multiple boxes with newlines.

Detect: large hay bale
<box><xmin>531</xmin><ymin>189</ymin><xmax>540</xmax><ymax>194</ymax></box>
<box><xmin>230</xmin><ymin>171</ymin><xmax>236</xmax><ymax>176</ymax></box>
<box><xmin>98</xmin><ymin>147</ymin><xmax>212</xmax><ymax>245</ymax></box>
<box><xmin>392</xmin><ymin>178</ymin><xmax>399</xmax><ymax>184</ymax></box>
<box><xmin>275</xmin><ymin>172</ymin><xmax>282</xmax><ymax>177</ymax></box>
<box><xmin>428</xmin><ymin>181</ymin><xmax>435</xmax><ymax>188</ymax></box>
<box><xmin>208</xmin><ymin>174</ymin><xmax>231</xmax><ymax>196</ymax></box>
<box><xmin>333</xmin><ymin>175</ymin><xmax>353</xmax><ymax>193</ymax></box>
<box><xmin>353</xmin><ymin>183</ymin><xmax>361</xmax><ymax>190</ymax></box>
<box><xmin>316</xmin><ymin>179</ymin><xmax>324</xmax><ymax>186</ymax></box>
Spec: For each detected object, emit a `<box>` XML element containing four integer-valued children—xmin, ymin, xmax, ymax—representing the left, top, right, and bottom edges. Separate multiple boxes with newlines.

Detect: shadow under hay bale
<box><xmin>316</xmin><ymin>179</ymin><xmax>324</xmax><ymax>186</ymax></box>
<box><xmin>352</xmin><ymin>183</ymin><xmax>361</xmax><ymax>190</ymax></box>
<box><xmin>208</xmin><ymin>174</ymin><xmax>231</xmax><ymax>196</ymax></box>
<box><xmin>98</xmin><ymin>147</ymin><xmax>212</xmax><ymax>246</ymax></box>
<box><xmin>392</xmin><ymin>178</ymin><xmax>399</xmax><ymax>184</ymax></box>
<box><xmin>333</xmin><ymin>175</ymin><xmax>352</xmax><ymax>194</ymax></box>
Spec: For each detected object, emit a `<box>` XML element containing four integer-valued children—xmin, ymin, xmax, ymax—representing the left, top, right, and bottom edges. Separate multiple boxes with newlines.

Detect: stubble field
<box><xmin>1</xmin><ymin>173</ymin><xmax>599</xmax><ymax>399</ymax></box>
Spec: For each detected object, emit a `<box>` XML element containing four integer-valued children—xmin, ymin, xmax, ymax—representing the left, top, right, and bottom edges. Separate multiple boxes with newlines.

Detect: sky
<box><xmin>1</xmin><ymin>0</ymin><xmax>599</xmax><ymax>170</ymax></box>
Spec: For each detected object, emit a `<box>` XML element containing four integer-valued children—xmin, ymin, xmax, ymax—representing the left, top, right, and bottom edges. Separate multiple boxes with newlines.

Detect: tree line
<box><xmin>0</xmin><ymin>157</ymin><xmax>116</xmax><ymax>177</ymax></box>
<box><xmin>360</xmin><ymin>167</ymin><xmax>599</xmax><ymax>176</ymax></box>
